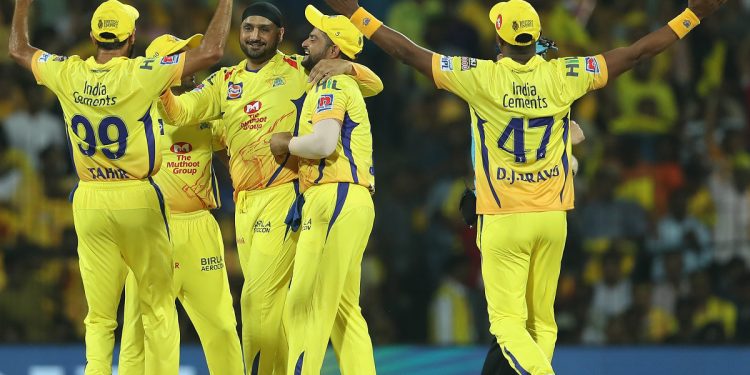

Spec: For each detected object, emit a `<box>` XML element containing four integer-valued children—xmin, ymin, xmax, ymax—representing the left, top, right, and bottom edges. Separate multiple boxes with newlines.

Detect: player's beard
<box><xmin>241</xmin><ymin>36</ymin><xmax>279</xmax><ymax>63</ymax></box>
<box><xmin>301</xmin><ymin>49</ymin><xmax>325</xmax><ymax>71</ymax></box>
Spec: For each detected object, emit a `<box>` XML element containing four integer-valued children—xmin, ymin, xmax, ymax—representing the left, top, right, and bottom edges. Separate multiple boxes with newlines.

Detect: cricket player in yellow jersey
<box><xmin>117</xmin><ymin>34</ymin><xmax>244</xmax><ymax>375</ymax></box>
<box><xmin>269</xmin><ymin>6</ymin><xmax>376</xmax><ymax>374</ymax></box>
<box><xmin>9</xmin><ymin>0</ymin><xmax>232</xmax><ymax>373</ymax></box>
<box><xmin>159</xmin><ymin>3</ymin><xmax>382</xmax><ymax>373</ymax></box>
<box><xmin>321</xmin><ymin>0</ymin><xmax>727</xmax><ymax>373</ymax></box>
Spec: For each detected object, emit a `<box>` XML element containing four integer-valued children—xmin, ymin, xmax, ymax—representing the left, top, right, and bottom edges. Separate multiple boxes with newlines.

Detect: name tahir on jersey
<box><xmin>88</xmin><ymin>167</ymin><xmax>129</xmax><ymax>180</ymax></box>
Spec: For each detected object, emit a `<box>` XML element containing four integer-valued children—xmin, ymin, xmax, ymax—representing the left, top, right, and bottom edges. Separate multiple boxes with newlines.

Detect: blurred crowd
<box><xmin>1</xmin><ymin>0</ymin><xmax>750</xmax><ymax>348</ymax></box>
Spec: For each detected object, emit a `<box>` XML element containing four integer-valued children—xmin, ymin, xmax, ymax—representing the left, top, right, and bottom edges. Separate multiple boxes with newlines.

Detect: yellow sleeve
<box><xmin>133</xmin><ymin>52</ymin><xmax>186</xmax><ymax>96</ymax></box>
<box><xmin>160</xmin><ymin>69</ymin><xmax>223</xmax><ymax>127</ymax></box>
<box><xmin>556</xmin><ymin>55</ymin><xmax>608</xmax><ymax>101</ymax></box>
<box><xmin>310</xmin><ymin>77</ymin><xmax>352</xmax><ymax>124</ymax></box>
<box><xmin>210</xmin><ymin>119</ymin><xmax>226</xmax><ymax>151</ymax></box>
<box><xmin>30</xmin><ymin>50</ymin><xmax>69</xmax><ymax>93</ymax></box>
<box><xmin>431</xmin><ymin>53</ymin><xmax>492</xmax><ymax>100</ymax></box>
<box><xmin>351</xmin><ymin>63</ymin><xmax>383</xmax><ymax>98</ymax></box>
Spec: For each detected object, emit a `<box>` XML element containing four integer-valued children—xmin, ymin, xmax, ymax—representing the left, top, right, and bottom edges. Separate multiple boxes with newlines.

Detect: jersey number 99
<box><xmin>70</xmin><ymin>115</ymin><xmax>129</xmax><ymax>160</ymax></box>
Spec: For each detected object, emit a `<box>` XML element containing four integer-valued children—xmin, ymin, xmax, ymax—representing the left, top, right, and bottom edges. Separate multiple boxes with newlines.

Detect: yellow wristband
<box><xmin>668</xmin><ymin>8</ymin><xmax>700</xmax><ymax>39</ymax></box>
<box><xmin>350</xmin><ymin>7</ymin><xmax>383</xmax><ymax>39</ymax></box>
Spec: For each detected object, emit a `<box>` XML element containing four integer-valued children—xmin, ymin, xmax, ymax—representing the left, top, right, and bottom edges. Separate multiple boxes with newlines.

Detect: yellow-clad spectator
<box><xmin>611</xmin><ymin>61</ymin><xmax>678</xmax><ymax>134</ymax></box>
<box><xmin>691</xmin><ymin>272</ymin><xmax>737</xmax><ymax>340</ymax></box>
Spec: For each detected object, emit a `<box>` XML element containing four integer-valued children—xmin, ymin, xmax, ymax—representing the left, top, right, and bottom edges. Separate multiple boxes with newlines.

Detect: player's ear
<box><xmin>329</xmin><ymin>44</ymin><xmax>341</xmax><ymax>59</ymax></box>
<box><xmin>278</xmin><ymin>27</ymin><xmax>285</xmax><ymax>44</ymax></box>
<box><xmin>90</xmin><ymin>32</ymin><xmax>96</xmax><ymax>46</ymax></box>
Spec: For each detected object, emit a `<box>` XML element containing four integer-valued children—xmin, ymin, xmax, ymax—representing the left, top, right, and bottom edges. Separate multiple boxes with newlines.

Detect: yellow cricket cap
<box><xmin>91</xmin><ymin>0</ymin><xmax>140</xmax><ymax>43</ymax></box>
<box><xmin>488</xmin><ymin>0</ymin><xmax>541</xmax><ymax>46</ymax></box>
<box><xmin>146</xmin><ymin>34</ymin><xmax>203</xmax><ymax>58</ymax></box>
<box><xmin>304</xmin><ymin>5</ymin><xmax>364</xmax><ymax>60</ymax></box>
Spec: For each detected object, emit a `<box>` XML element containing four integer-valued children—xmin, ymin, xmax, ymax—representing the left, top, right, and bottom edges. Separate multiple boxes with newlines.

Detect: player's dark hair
<box><xmin>95</xmin><ymin>32</ymin><xmax>128</xmax><ymax>50</ymax></box>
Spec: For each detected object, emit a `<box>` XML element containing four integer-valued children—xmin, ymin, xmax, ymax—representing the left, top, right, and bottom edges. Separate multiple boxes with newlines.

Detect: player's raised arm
<box><xmin>183</xmin><ymin>0</ymin><xmax>233</xmax><ymax>78</ymax></box>
<box><xmin>324</xmin><ymin>0</ymin><xmax>434</xmax><ymax>78</ymax></box>
<box><xmin>602</xmin><ymin>0</ymin><xmax>726</xmax><ymax>80</ymax></box>
<box><xmin>9</xmin><ymin>0</ymin><xmax>41</xmax><ymax>71</ymax></box>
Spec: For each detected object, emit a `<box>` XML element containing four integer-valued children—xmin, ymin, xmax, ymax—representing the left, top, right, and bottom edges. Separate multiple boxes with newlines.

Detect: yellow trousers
<box><xmin>236</xmin><ymin>182</ymin><xmax>299</xmax><ymax>374</ymax></box>
<box><xmin>478</xmin><ymin>211</ymin><xmax>567</xmax><ymax>375</ymax></box>
<box><xmin>119</xmin><ymin>210</ymin><xmax>243</xmax><ymax>375</ymax></box>
<box><xmin>72</xmin><ymin>179</ymin><xmax>179</xmax><ymax>375</ymax></box>
<box><xmin>284</xmin><ymin>183</ymin><xmax>376</xmax><ymax>375</ymax></box>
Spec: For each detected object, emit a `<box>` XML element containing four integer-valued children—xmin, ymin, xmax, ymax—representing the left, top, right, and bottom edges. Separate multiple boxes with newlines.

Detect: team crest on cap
<box><xmin>512</xmin><ymin>21</ymin><xmax>519</xmax><ymax>31</ymax></box>
<box><xmin>495</xmin><ymin>15</ymin><xmax>503</xmax><ymax>30</ymax></box>
<box><xmin>99</xmin><ymin>19</ymin><xmax>119</xmax><ymax>29</ymax></box>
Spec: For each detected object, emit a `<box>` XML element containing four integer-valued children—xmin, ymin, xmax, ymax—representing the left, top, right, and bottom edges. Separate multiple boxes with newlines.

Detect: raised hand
<box><xmin>688</xmin><ymin>0</ymin><xmax>728</xmax><ymax>19</ymax></box>
<box><xmin>324</xmin><ymin>0</ymin><xmax>360</xmax><ymax>17</ymax></box>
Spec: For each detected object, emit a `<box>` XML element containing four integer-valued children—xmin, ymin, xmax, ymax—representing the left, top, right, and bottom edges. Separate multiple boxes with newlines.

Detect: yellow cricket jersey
<box><xmin>31</xmin><ymin>50</ymin><xmax>185</xmax><ymax>181</ymax></box>
<box><xmin>152</xmin><ymin>92</ymin><xmax>224</xmax><ymax>213</ymax></box>
<box><xmin>160</xmin><ymin>51</ymin><xmax>383</xmax><ymax>196</ymax></box>
<box><xmin>298</xmin><ymin>76</ymin><xmax>374</xmax><ymax>192</ymax></box>
<box><xmin>432</xmin><ymin>53</ymin><xmax>608</xmax><ymax>214</ymax></box>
